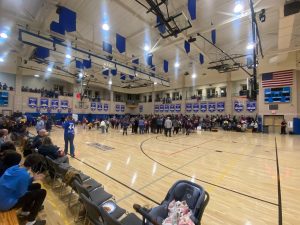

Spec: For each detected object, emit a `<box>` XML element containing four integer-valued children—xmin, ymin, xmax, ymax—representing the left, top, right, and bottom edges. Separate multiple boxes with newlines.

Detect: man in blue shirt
<box><xmin>63</xmin><ymin>116</ymin><xmax>75</xmax><ymax>157</ymax></box>
<box><xmin>0</xmin><ymin>152</ymin><xmax>47</xmax><ymax>225</ymax></box>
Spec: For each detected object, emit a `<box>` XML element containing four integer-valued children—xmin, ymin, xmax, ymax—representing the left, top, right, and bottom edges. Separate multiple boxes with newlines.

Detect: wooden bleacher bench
<box><xmin>0</xmin><ymin>209</ymin><xmax>19</xmax><ymax>225</ymax></box>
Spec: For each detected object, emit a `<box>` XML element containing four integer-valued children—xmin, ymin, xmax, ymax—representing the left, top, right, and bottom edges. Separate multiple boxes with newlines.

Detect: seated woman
<box><xmin>38</xmin><ymin>136</ymin><xmax>69</xmax><ymax>164</ymax></box>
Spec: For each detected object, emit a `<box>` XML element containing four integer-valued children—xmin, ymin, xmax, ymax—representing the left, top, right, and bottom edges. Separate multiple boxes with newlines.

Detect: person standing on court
<box><xmin>280</xmin><ymin>119</ymin><xmax>287</xmax><ymax>135</ymax></box>
<box><xmin>63</xmin><ymin>116</ymin><xmax>75</xmax><ymax>157</ymax></box>
<box><xmin>164</xmin><ymin>117</ymin><xmax>172</xmax><ymax>137</ymax></box>
<box><xmin>35</xmin><ymin>117</ymin><xmax>44</xmax><ymax>134</ymax></box>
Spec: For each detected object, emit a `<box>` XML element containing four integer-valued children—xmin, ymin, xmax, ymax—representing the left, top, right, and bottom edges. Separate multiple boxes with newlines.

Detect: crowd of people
<box><xmin>21</xmin><ymin>87</ymin><xmax>73</xmax><ymax>98</ymax></box>
<box><xmin>0</xmin><ymin>82</ymin><xmax>14</xmax><ymax>91</ymax></box>
<box><xmin>80</xmin><ymin>114</ymin><xmax>262</xmax><ymax>137</ymax></box>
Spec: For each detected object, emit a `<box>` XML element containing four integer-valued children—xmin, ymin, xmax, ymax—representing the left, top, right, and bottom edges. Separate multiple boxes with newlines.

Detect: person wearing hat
<box><xmin>0</xmin><ymin>152</ymin><xmax>47</xmax><ymax>225</ymax></box>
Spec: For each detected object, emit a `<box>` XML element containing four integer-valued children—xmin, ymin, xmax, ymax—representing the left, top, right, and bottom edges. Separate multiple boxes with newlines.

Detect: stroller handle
<box><xmin>133</xmin><ymin>204</ymin><xmax>161</xmax><ymax>225</ymax></box>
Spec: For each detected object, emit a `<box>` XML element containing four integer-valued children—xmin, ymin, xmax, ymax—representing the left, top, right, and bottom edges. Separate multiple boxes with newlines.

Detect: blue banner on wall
<box><xmin>208</xmin><ymin>102</ymin><xmax>216</xmax><ymax>112</ymax></box>
<box><xmin>216</xmin><ymin>102</ymin><xmax>225</xmax><ymax>112</ymax></box>
<box><xmin>115</xmin><ymin>104</ymin><xmax>120</xmax><ymax>112</ymax></box>
<box><xmin>246</xmin><ymin>101</ymin><xmax>256</xmax><ymax>112</ymax></box>
<box><xmin>104</xmin><ymin>103</ymin><xmax>109</xmax><ymax>112</ymax></box>
<box><xmin>155</xmin><ymin>105</ymin><xmax>159</xmax><ymax>113</ymax></box>
<box><xmin>121</xmin><ymin>105</ymin><xmax>125</xmax><ymax>112</ymax></box>
<box><xmin>91</xmin><ymin>102</ymin><xmax>96</xmax><ymax>111</ymax></box>
<box><xmin>175</xmin><ymin>104</ymin><xmax>181</xmax><ymax>113</ymax></box>
<box><xmin>164</xmin><ymin>104</ymin><xmax>169</xmax><ymax>112</ymax></box>
<box><xmin>40</xmin><ymin>98</ymin><xmax>49</xmax><ymax>109</ymax></box>
<box><xmin>97</xmin><ymin>103</ymin><xmax>102</xmax><ymax>111</ymax></box>
<box><xmin>234</xmin><ymin>101</ymin><xmax>244</xmax><ymax>112</ymax></box>
<box><xmin>28</xmin><ymin>97</ymin><xmax>38</xmax><ymax>108</ymax></box>
<box><xmin>60</xmin><ymin>100</ymin><xmax>68</xmax><ymax>109</ymax></box>
<box><xmin>159</xmin><ymin>104</ymin><xmax>164</xmax><ymax>113</ymax></box>
<box><xmin>139</xmin><ymin>105</ymin><xmax>143</xmax><ymax>113</ymax></box>
<box><xmin>51</xmin><ymin>99</ymin><xmax>59</xmax><ymax>109</ymax></box>
<box><xmin>170</xmin><ymin>104</ymin><xmax>175</xmax><ymax>112</ymax></box>
<box><xmin>200</xmin><ymin>103</ymin><xmax>207</xmax><ymax>112</ymax></box>
<box><xmin>186</xmin><ymin>103</ymin><xmax>192</xmax><ymax>112</ymax></box>
<box><xmin>193</xmin><ymin>103</ymin><xmax>199</xmax><ymax>113</ymax></box>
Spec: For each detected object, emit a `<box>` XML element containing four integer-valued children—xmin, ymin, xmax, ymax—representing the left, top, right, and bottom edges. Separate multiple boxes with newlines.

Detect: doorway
<box><xmin>263</xmin><ymin>115</ymin><xmax>284</xmax><ymax>134</ymax></box>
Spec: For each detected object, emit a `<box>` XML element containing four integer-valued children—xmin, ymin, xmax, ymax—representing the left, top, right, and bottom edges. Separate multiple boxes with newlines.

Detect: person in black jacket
<box><xmin>32</xmin><ymin>129</ymin><xmax>48</xmax><ymax>149</ymax></box>
<box><xmin>38</xmin><ymin>136</ymin><xmax>69</xmax><ymax>164</ymax></box>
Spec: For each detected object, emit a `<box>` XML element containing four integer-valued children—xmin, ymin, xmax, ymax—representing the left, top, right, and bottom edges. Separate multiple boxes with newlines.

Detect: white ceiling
<box><xmin>0</xmin><ymin>0</ymin><xmax>300</xmax><ymax>87</ymax></box>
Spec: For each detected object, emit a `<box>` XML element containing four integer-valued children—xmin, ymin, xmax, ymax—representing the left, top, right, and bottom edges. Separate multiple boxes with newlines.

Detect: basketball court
<box><xmin>38</xmin><ymin>126</ymin><xmax>300</xmax><ymax>225</ymax></box>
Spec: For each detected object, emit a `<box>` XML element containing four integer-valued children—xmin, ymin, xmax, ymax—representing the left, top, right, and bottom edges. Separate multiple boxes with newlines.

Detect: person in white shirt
<box><xmin>100</xmin><ymin>120</ymin><xmax>106</xmax><ymax>134</ymax></box>
<box><xmin>164</xmin><ymin>117</ymin><xmax>172</xmax><ymax>137</ymax></box>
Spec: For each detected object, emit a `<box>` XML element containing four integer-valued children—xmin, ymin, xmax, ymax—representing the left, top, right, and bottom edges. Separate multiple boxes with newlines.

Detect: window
<box><xmin>143</xmin><ymin>96</ymin><xmax>147</xmax><ymax>103</ymax></box>
<box><xmin>197</xmin><ymin>89</ymin><xmax>202</xmax><ymax>96</ymax></box>
<box><xmin>148</xmin><ymin>95</ymin><xmax>152</xmax><ymax>102</ymax></box>
<box><xmin>220</xmin><ymin>87</ymin><xmax>227</xmax><ymax>97</ymax></box>
<box><xmin>206</xmin><ymin>88</ymin><xmax>216</xmax><ymax>98</ymax></box>
<box><xmin>173</xmin><ymin>92</ymin><xmax>179</xmax><ymax>100</ymax></box>
<box><xmin>241</xmin><ymin>84</ymin><xmax>247</xmax><ymax>91</ymax></box>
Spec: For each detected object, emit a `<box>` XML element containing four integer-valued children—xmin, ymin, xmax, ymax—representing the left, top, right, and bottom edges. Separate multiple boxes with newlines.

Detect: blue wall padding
<box><xmin>163</xmin><ymin>60</ymin><xmax>168</xmax><ymax>73</ymax></box>
<box><xmin>50</xmin><ymin>21</ymin><xmax>65</xmax><ymax>35</ymax></box>
<box><xmin>103</xmin><ymin>41</ymin><xmax>112</xmax><ymax>54</ymax></box>
<box><xmin>116</xmin><ymin>33</ymin><xmax>126</xmax><ymax>53</ymax></box>
<box><xmin>35</xmin><ymin>47</ymin><xmax>50</xmax><ymax>59</ymax></box>
<box><xmin>83</xmin><ymin>59</ymin><xmax>91</xmax><ymax>69</ymax></box>
<box><xmin>188</xmin><ymin>0</ymin><xmax>196</xmax><ymax>20</ymax></box>
<box><xmin>58</xmin><ymin>6</ymin><xmax>76</xmax><ymax>32</ymax></box>
<box><xmin>147</xmin><ymin>54</ymin><xmax>153</xmax><ymax>66</ymax></box>
<box><xmin>293</xmin><ymin>118</ymin><xmax>300</xmax><ymax>134</ymax></box>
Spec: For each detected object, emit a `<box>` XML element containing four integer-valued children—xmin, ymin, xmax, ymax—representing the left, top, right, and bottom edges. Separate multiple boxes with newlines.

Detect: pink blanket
<box><xmin>162</xmin><ymin>200</ymin><xmax>195</xmax><ymax>225</ymax></box>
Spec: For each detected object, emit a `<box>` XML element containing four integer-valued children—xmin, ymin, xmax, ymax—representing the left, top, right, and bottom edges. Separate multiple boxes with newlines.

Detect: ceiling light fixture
<box><xmin>144</xmin><ymin>44</ymin><xmax>150</xmax><ymax>51</ymax></box>
<box><xmin>154</xmin><ymin>81</ymin><xmax>157</xmax><ymax>85</ymax></box>
<box><xmin>34</xmin><ymin>74</ymin><xmax>40</xmax><ymax>77</ymax></box>
<box><xmin>102</xmin><ymin>23</ymin><xmax>110</xmax><ymax>31</ymax></box>
<box><xmin>246</xmin><ymin>43</ymin><xmax>255</xmax><ymax>50</ymax></box>
<box><xmin>78</xmin><ymin>72</ymin><xmax>83</xmax><ymax>78</ymax></box>
<box><xmin>174</xmin><ymin>62</ymin><xmax>180</xmax><ymax>68</ymax></box>
<box><xmin>0</xmin><ymin>32</ymin><xmax>8</xmax><ymax>39</ymax></box>
<box><xmin>192</xmin><ymin>73</ymin><xmax>197</xmax><ymax>78</ymax></box>
<box><xmin>65</xmin><ymin>54</ymin><xmax>71</xmax><ymax>59</ymax></box>
<box><xmin>108</xmin><ymin>80</ymin><xmax>112</xmax><ymax>85</ymax></box>
<box><xmin>234</xmin><ymin>2</ymin><xmax>243</xmax><ymax>13</ymax></box>
<box><xmin>47</xmin><ymin>67</ymin><xmax>52</xmax><ymax>72</ymax></box>
<box><xmin>0</xmin><ymin>58</ymin><xmax>4</xmax><ymax>62</ymax></box>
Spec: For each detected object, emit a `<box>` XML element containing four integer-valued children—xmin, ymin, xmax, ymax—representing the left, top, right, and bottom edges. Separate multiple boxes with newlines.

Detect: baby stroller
<box><xmin>134</xmin><ymin>180</ymin><xmax>209</xmax><ymax>225</ymax></box>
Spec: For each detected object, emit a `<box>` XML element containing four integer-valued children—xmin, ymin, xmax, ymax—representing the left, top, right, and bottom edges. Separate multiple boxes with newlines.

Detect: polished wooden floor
<box><xmin>35</xmin><ymin>126</ymin><xmax>300</xmax><ymax>225</ymax></box>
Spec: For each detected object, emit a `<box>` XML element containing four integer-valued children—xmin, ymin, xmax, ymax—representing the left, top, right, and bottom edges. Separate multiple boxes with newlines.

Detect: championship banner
<box><xmin>186</xmin><ymin>103</ymin><xmax>192</xmax><ymax>112</ymax></box>
<box><xmin>139</xmin><ymin>105</ymin><xmax>143</xmax><ymax>113</ymax></box>
<box><xmin>164</xmin><ymin>104</ymin><xmax>169</xmax><ymax>112</ymax></box>
<box><xmin>60</xmin><ymin>100</ymin><xmax>68</xmax><ymax>110</ymax></box>
<box><xmin>170</xmin><ymin>104</ymin><xmax>175</xmax><ymax>112</ymax></box>
<box><xmin>234</xmin><ymin>101</ymin><xmax>243</xmax><ymax>112</ymax></box>
<box><xmin>121</xmin><ymin>105</ymin><xmax>125</xmax><ymax>112</ymax></box>
<box><xmin>154</xmin><ymin>105</ymin><xmax>159</xmax><ymax>113</ymax></box>
<box><xmin>104</xmin><ymin>103</ymin><xmax>109</xmax><ymax>112</ymax></box>
<box><xmin>28</xmin><ymin>97</ymin><xmax>37</xmax><ymax>108</ymax></box>
<box><xmin>91</xmin><ymin>102</ymin><xmax>96</xmax><ymax>111</ymax></box>
<box><xmin>40</xmin><ymin>98</ymin><xmax>49</xmax><ymax>109</ymax></box>
<box><xmin>246</xmin><ymin>101</ymin><xmax>256</xmax><ymax>112</ymax></box>
<box><xmin>51</xmin><ymin>99</ymin><xmax>59</xmax><ymax>109</ymax></box>
<box><xmin>159</xmin><ymin>104</ymin><xmax>164</xmax><ymax>112</ymax></box>
<box><xmin>97</xmin><ymin>103</ymin><xmax>102</xmax><ymax>111</ymax></box>
<box><xmin>175</xmin><ymin>104</ymin><xmax>181</xmax><ymax>113</ymax></box>
<box><xmin>216</xmin><ymin>102</ymin><xmax>225</xmax><ymax>112</ymax></box>
<box><xmin>193</xmin><ymin>103</ymin><xmax>199</xmax><ymax>113</ymax></box>
<box><xmin>200</xmin><ymin>103</ymin><xmax>207</xmax><ymax>112</ymax></box>
<box><xmin>208</xmin><ymin>102</ymin><xmax>216</xmax><ymax>112</ymax></box>
<box><xmin>115</xmin><ymin>104</ymin><xmax>120</xmax><ymax>112</ymax></box>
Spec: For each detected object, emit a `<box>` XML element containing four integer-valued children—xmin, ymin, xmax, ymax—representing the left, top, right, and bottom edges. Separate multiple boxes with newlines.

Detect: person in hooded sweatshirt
<box><xmin>0</xmin><ymin>152</ymin><xmax>47</xmax><ymax>225</ymax></box>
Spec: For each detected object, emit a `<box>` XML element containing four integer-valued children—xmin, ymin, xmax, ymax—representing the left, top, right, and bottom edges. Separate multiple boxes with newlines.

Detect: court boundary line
<box><xmin>140</xmin><ymin>136</ymin><xmax>278</xmax><ymax>206</ymax></box>
<box><xmin>275</xmin><ymin>137</ymin><xmax>283</xmax><ymax>225</ymax></box>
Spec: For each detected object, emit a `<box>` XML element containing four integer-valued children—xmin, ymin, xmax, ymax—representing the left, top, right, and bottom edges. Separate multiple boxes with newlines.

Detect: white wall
<box><xmin>0</xmin><ymin>72</ymin><xmax>16</xmax><ymax>88</ymax></box>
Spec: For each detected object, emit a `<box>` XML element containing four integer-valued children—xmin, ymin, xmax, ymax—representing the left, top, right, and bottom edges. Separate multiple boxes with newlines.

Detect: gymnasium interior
<box><xmin>0</xmin><ymin>0</ymin><xmax>300</xmax><ymax>225</ymax></box>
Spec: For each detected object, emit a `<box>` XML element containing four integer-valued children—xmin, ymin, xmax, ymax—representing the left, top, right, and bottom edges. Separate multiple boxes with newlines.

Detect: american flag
<box><xmin>262</xmin><ymin>70</ymin><xmax>293</xmax><ymax>88</ymax></box>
